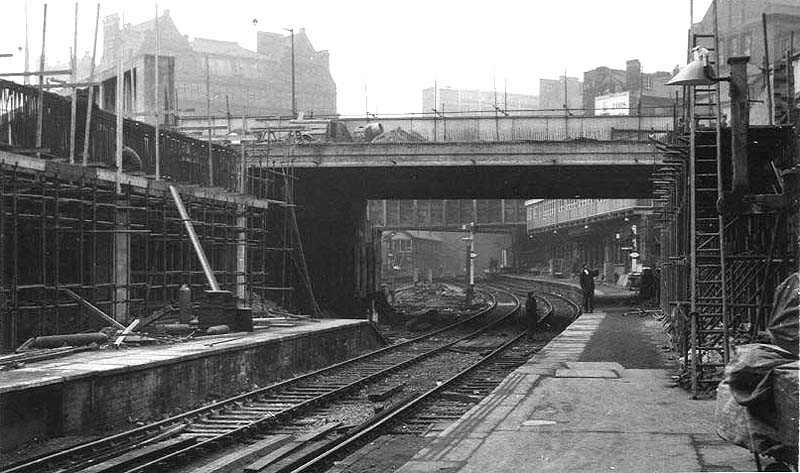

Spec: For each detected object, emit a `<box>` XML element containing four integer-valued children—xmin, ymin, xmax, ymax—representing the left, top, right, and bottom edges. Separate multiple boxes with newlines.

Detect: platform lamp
<box><xmin>666</xmin><ymin>47</ymin><xmax>723</xmax><ymax>86</ymax></box>
<box><xmin>667</xmin><ymin>47</ymin><xmax>751</xmax><ymax>193</ymax></box>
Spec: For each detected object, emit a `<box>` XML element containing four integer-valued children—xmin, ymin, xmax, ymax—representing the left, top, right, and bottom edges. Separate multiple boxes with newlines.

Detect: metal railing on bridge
<box><xmin>0</xmin><ymin>79</ymin><xmax>241</xmax><ymax>191</ymax></box>
<box><xmin>183</xmin><ymin>107</ymin><xmax>677</xmax><ymax>145</ymax></box>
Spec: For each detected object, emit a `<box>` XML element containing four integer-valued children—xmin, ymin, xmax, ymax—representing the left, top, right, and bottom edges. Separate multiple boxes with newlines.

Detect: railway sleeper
<box><xmin>75</xmin><ymin>436</ymin><xmax>197</xmax><ymax>473</ymax></box>
<box><xmin>243</xmin><ymin>422</ymin><xmax>342</xmax><ymax>472</ymax></box>
<box><xmin>199</xmin><ymin>419</ymin><xmax>255</xmax><ymax>427</ymax></box>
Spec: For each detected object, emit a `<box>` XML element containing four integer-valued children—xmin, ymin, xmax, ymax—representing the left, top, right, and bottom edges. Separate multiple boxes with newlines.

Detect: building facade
<box><xmin>421</xmin><ymin>85</ymin><xmax>538</xmax><ymax>114</ymax></box>
<box><xmin>98</xmin><ymin>11</ymin><xmax>336</xmax><ymax>120</ymax></box>
<box><xmin>691</xmin><ymin>0</ymin><xmax>800</xmax><ymax>125</ymax></box>
<box><xmin>583</xmin><ymin>59</ymin><xmax>676</xmax><ymax>116</ymax></box>
<box><xmin>538</xmin><ymin>75</ymin><xmax>582</xmax><ymax>111</ymax></box>
<box><xmin>522</xmin><ymin>199</ymin><xmax>657</xmax><ymax>285</ymax></box>
<box><xmin>383</xmin><ymin>231</ymin><xmax>444</xmax><ymax>281</ymax></box>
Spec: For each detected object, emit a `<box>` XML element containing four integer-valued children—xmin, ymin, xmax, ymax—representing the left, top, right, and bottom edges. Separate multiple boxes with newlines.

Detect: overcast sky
<box><xmin>1</xmin><ymin>0</ymin><xmax>713</xmax><ymax>115</ymax></box>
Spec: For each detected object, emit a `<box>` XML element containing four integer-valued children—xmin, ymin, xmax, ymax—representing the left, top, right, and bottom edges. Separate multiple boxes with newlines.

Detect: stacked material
<box><xmin>372</xmin><ymin>127</ymin><xmax>426</xmax><ymax>143</ymax></box>
<box><xmin>715</xmin><ymin>273</ymin><xmax>799</xmax><ymax>467</ymax></box>
<box><xmin>198</xmin><ymin>290</ymin><xmax>236</xmax><ymax>332</ymax></box>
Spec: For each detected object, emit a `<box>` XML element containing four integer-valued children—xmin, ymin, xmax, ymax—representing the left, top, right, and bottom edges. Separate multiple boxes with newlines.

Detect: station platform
<box><xmin>0</xmin><ymin>319</ymin><xmax>384</xmax><ymax>452</ymax></box>
<box><xmin>397</xmin><ymin>307</ymin><xmax>757</xmax><ymax>473</ymax></box>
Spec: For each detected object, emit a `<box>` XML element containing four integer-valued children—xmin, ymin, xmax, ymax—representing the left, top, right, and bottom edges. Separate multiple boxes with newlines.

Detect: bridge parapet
<box><xmin>344</xmin><ymin>113</ymin><xmax>674</xmax><ymax>143</ymax></box>
<box><xmin>178</xmin><ymin>111</ymin><xmax>675</xmax><ymax>145</ymax></box>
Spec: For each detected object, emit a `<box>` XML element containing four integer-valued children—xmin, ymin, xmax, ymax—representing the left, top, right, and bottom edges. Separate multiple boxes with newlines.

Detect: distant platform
<box><xmin>0</xmin><ymin>319</ymin><xmax>384</xmax><ymax>452</ymax></box>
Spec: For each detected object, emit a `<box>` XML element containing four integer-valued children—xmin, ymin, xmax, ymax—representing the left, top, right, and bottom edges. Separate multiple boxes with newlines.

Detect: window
<box><xmin>729</xmin><ymin>36</ymin><xmax>740</xmax><ymax>57</ymax></box>
<box><xmin>718</xmin><ymin>39</ymin><xmax>726</xmax><ymax>64</ymax></box>
<box><xmin>741</xmin><ymin>31</ymin><xmax>752</xmax><ymax>56</ymax></box>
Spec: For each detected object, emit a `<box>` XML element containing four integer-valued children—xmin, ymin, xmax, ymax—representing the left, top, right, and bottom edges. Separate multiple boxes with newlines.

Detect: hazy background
<box><xmin>0</xmin><ymin>0</ymin><xmax>713</xmax><ymax>115</ymax></box>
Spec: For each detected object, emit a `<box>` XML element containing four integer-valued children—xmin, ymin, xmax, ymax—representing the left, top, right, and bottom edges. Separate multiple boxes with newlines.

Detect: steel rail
<box><xmin>122</xmin><ymin>290</ymin><xmax>518</xmax><ymax>473</ymax></box>
<box><xmin>3</xmin><ymin>290</ymin><xmax>498</xmax><ymax>473</ymax></box>
<box><xmin>490</xmin><ymin>276</ymin><xmax>582</xmax><ymax>323</ymax></box>
<box><xmin>288</xmin><ymin>289</ymin><xmax>526</xmax><ymax>472</ymax></box>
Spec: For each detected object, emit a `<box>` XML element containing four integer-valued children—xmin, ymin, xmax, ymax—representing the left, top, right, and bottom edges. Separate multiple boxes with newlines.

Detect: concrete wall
<box><xmin>0</xmin><ymin>323</ymin><xmax>384</xmax><ymax>450</ymax></box>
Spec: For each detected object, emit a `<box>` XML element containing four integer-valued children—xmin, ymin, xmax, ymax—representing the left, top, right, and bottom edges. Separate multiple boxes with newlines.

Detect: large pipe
<box><xmin>728</xmin><ymin>56</ymin><xmax>750</xmax><ymax>192</ymax></box>
<box><xmin>169</xmin><ymin>185</ymin><xmax>221</xmax><ymax>291</ymax></box>
<box><xmin>30</xmin><ymin>333</ymin><xmax>108</xmax><ymax>349</ymax></box>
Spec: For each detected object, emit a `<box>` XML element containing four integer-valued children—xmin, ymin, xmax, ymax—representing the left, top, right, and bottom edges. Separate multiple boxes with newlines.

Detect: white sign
<box><xmin>595</xmin><ymin>91</ymin><xmax>630</xmax><ymax>116</ymax></box>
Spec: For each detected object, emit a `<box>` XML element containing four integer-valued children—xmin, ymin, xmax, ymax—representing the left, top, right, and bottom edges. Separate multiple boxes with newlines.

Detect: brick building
<box><xmin>98</xmin><ymin>10</ymin><xmax>336</xmax><ymax>119</ymax></box>
<box><xmin>691</xmin><ymin>0</ymin><xmax>800</xmax><ymax>124</ymax></box>
<box><xmin>582</xmin><ymin>59</ymin><xmax>675</xmax><ymax>116</ymax></box>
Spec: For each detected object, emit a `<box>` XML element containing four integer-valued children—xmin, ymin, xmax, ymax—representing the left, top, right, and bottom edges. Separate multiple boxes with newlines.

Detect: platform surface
<box><xmin>0</xmin><ymin>319</ymin><xmax>368</xmax><ymax>394</ymax></box>
<box><xmin>397</xmin><ymin>310</ymin><xmax>757</xmax><ymax>473</ymax></box>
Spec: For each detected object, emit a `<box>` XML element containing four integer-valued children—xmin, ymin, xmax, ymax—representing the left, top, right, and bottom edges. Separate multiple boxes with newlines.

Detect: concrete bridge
<box><xmin>247</xmin><ymin>140</ymin><xmax>661</xmax><ymax>199</ymax></box>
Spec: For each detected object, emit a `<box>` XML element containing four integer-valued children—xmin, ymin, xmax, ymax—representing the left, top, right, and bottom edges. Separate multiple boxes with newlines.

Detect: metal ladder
<box><xmin>688</xmin><ymin>26</ymin><xmax>730</xmax><ymax>396</ymax></box>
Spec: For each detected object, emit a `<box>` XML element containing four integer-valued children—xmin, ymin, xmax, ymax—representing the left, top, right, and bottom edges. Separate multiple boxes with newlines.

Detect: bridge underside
<box><xmin>290</xmin><ymin>164</ymin><xmax>655</xmax><ymax>200</ymax></box>
<box><xmin>252</xmin><ymin>140</ymin><xmax>658</xmax><ymax>199</ymax></box>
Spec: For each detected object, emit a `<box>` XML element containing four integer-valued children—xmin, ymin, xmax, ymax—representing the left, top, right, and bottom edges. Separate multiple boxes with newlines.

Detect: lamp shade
<box><xmin>667</xmin><ymin>58</ymin><xmax>715</xmax><ymax>86</ymax></box>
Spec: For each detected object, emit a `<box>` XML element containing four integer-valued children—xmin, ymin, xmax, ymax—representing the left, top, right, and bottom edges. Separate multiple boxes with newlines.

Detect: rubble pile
<box><xmin>388</xmin><ymin>283</ymin><xmax>489</xmax><ymax>331</ymax></box>
<box><xmin>371</xmin><ymin>127</ymin><xmax>427</xmax><ymax>143</ymax></box>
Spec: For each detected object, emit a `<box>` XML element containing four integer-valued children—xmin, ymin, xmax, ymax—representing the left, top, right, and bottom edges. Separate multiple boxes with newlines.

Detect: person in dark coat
<box><xmin>525</xmin><ymin>290</ymin><xmax>539</xmax><ymax>337</ymax></box>
<box><xmin>579</xmin><ymin>264</ymin><xmax>597</xmax><ymax>313</ymax></box>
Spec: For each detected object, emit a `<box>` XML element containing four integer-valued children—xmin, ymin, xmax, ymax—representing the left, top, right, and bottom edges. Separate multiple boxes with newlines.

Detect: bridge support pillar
<box><xmin>294</xmin><ymin>176</ymin><xmax>377</xmax><ymax>317</ymax></box>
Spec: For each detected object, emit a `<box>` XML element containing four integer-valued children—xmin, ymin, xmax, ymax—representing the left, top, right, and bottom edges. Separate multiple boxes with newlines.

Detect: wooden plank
<box><xmin>0</xmin><ymin>69</ymin><xmax>73</xmax><ymax>77</ymax></box>
<box><xmin>114</xmin><ymin>318</ymin><xmax>140</xmax><ymax>347</ymax></box>
<box><xmin>256</xmin><ymin>435</ymin><xmax>346</xmax><ymax>473</ymax></box>
<box><xmin>244</xmin><ymin>423</ymin><xmax>341</xmax><ymax>472</ymax></box>
<box><xmin>190</xmin><ymin>434</ymin><xmax>291</xmax><ymax>473</ymax></box>
<box><xmin>61</xmin><ymin>289</ymin><xmax>125</xmax><ymax>330</ymax></box>
<box><xmin>79</xmin><ymin>436</ymin><xmax>196</xmax><ymax>473</ymax></box>
<box><xmin>440</xmin><ymin>391</ymin><xmax>483</xmax><ymax>403</ymax></box>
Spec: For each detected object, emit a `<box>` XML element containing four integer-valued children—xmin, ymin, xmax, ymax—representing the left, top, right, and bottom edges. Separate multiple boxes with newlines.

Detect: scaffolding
<box><xmin>0</xmin><ymin>78</ymin><xmax>301</xmax><ymax>351</ymax></box>
<box><xmin>654</xmin><ymin>11</ymin><xmax>798</xmax><ymax>396</ymax></box>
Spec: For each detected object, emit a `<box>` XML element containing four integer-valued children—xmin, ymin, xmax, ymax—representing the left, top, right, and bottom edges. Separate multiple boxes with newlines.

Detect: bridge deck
<box><xmin>249</xmin><ymin>140</ymin><xmax>659</xmax><ymax>168</ymax></box>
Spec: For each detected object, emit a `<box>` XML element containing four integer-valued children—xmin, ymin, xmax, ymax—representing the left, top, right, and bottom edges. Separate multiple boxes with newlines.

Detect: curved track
<box><xmin>284</xmin><ymin>282</ymin><xmax>580</xmax><ymax>473</ymax></box>
<box><xmin>3</xmin><ymin>290</ymin><xmax>518</xmax><ymax>473</ymax></box>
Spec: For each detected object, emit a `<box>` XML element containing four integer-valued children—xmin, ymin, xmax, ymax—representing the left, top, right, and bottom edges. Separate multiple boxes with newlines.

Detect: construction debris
<box><xmin>61</xmin><ymin>289</ymin><xmax>126</xmax><ymax>330</ymax></box>
<box><xmin>22</xmin><ymin>333</ymin><xmax>109</xmax><ymax>349</ymax></box>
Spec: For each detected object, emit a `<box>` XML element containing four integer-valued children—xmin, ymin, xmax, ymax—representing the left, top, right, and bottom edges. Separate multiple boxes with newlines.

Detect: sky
<box><xmin>0</xmin><ymin>0</ymin><xmax>714</xmax><ymax>116</ymax></box>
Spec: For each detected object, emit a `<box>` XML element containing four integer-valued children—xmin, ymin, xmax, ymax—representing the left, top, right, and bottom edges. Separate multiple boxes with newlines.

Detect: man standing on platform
<box><xmin>579</xmin><ymin>263</ymin><xmax>597</xmax><ymax>313</ymax></box>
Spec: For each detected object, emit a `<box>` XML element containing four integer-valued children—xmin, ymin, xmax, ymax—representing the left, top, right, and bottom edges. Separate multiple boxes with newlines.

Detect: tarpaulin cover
<box><xmin>767</xmin><ymin>272</ymin><xmax>799</xmax><ymax>356</ymax></box>
<box><xmin>716</xmin><ymin>343</ymin><xmax>798</xmax><ymax>463</ymax></box>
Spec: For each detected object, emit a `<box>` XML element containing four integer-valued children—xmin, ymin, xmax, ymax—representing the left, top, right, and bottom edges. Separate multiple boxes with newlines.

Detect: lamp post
<box><xmin>283</xmin><ymin>28</ymin><xmax>296</xmax><ymax>118</ymax></box>
<box><xmin>462</xmin><ymin>222</ymin><xmax>476</xmax><ymax>305</ymax></box>
<box><xmin>384</xmin><ymin>231</ymin><xmax>396</xmax><ymax>297</ymax></box>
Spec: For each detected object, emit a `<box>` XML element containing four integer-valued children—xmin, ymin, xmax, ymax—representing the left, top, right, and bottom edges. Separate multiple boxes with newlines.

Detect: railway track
<box><xmin>490</xmin><ymin>276</ymin><xmax>581</xmax><ymax>330</ymax></box>
<box><xmin>2</xmin><ymin>289</ymin><xmax>517</xmax><ymax>473</ymax></box>
<box><xmin>282</xmin><ymin>284</ymin><xmax>581</xmax><ymax>473</ymax></box>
